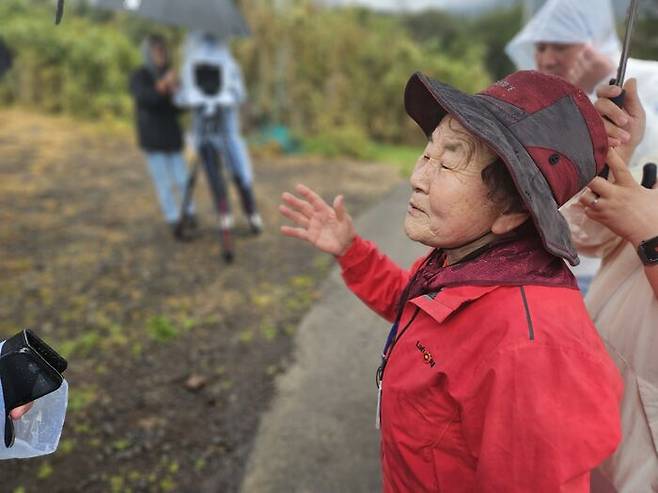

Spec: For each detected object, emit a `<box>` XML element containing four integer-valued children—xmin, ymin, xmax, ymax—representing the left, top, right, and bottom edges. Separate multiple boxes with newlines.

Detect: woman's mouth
<box><xmin>408</xmin><ymin>202</ymin><xmax>424</xmax><ymax>215</ymax></box>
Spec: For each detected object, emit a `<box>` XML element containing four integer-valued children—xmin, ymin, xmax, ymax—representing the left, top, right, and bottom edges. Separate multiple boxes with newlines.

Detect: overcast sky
<box><xmin>322</xmin><ymin>0</ymin><xmax>517</xmax><ymax>12</ymax></box>
<box><xmin>321</xmin><ymin>0</ymin><xmax>629</xmax><ymax>16</ymax></box>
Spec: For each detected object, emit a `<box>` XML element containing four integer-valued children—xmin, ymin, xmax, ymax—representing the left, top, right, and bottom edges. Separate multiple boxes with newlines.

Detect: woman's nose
<box><xmin>410</xmin><ymin>160</ymin><xmax>430</xmax><ymax>194</ymax></box>
<box><xmin>538</xmin><ymin>48</ymin><xmax>558</xmax><ymax>69</ymax></box>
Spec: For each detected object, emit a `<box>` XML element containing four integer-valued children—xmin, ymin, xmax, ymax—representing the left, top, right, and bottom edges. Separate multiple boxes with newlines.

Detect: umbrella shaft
<box><xmin>615</xmin><ymin>0</ymin><xmax>639</xmax><ymax>86</ymax></box>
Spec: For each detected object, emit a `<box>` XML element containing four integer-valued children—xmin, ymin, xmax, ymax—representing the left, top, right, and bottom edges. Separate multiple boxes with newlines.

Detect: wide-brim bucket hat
<box><xmin>405</xmin><ymin>70</ymin><xmax>608</xmax><ymax>266</ymax></box>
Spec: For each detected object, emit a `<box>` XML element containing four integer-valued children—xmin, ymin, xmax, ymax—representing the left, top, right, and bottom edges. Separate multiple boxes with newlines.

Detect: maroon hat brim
<box><xmin>404</xmin><ymin>72</ymin><xmax>579</xmax><ymax>266</ymax></box>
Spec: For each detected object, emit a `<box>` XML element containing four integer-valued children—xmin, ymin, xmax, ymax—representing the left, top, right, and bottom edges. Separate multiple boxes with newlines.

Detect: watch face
<box><xmin>640</xmin><ymin>236</ymin><xmax>658</xmax><ymax>264</ymax></box>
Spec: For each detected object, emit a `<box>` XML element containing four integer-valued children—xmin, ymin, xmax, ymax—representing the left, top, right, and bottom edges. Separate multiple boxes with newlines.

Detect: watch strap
<box><xmin>638</xmin><ymin>235</ymin><xmax>658</xmax><ymax>265</ymax></box>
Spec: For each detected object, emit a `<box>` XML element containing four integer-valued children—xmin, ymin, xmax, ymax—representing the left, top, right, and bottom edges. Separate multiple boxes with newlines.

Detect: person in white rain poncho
<box><xmin>176</xmin><ymin>32</ymin><xmax>263</xmax><ymax>234</ymax></box>
<box><xmin>506</xmin><ymin>0</ymin><xmax>658</xmax><ymax>167</ymax></box>
<box><xmin>508</xmin><ymin>1</ymin><xmax>658</xmax><ymax>492</ymax></box>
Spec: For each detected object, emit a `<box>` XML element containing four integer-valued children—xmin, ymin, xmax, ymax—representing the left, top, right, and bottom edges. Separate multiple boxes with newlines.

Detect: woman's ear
<box><xmin>491</xmin><ymin>211</ymin><xmax>530</xmax><ymax>235</ymax></box>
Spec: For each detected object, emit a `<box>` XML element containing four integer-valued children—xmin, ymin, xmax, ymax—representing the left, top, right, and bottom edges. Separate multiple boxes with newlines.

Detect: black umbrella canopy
<box><xmin>90</xmin><ymin>0</ymin><xmax>250</xmax><ymax>38</ymax></box>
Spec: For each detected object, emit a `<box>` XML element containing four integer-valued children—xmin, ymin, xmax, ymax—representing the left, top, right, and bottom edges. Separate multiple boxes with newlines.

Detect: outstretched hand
<box><xmin>279</xmin><ymin>184</ymin><xmax>356</xmax><ymax>256</ymax></box>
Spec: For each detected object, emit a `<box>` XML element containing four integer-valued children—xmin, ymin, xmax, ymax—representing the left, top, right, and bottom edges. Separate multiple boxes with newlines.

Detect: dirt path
<box><xmin>0</xmin><ymin>110</ymin><xmax>401</xmax><ymax>492</ymax></box>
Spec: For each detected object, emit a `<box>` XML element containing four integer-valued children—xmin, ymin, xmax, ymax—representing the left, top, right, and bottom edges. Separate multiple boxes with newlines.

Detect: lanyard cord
<box><xmin>374</xmin><ymin>231</ymin><xmax>498</xmax><ymax>389</ymax></box>
<box><xmin>373</xmin><ymin>250</ymin><xmax>441</xmax><ymax>389</ymax></box>
<box><xmin>375</xmin><ymin>306</ymin><xmax>421</xmax><ymax>388</ymax></box>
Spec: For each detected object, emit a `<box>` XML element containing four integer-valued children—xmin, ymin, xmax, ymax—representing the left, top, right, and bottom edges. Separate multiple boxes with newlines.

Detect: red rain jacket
<box><xmin>338</xmin><ymin>236</ymin><xmax>622</xmax><ymax>492</ymax></box>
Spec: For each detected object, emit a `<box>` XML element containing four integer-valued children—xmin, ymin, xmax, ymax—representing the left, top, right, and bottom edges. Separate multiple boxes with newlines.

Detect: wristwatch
<box><xmin>0</xmin><ymin>330</ymin><xmax>67</xmax><ymax>447</ymax></box>
<box><xmin>637</xmin><ymin>235</ymin><xmax>658</xmax><ymax>265</ymax></box>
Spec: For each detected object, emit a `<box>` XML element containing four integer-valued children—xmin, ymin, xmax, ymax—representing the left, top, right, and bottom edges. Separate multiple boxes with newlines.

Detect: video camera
<box><xmin>175</xmin><ymin>32</ymin><xmax>246</xmax><ymax>116</ymax></box>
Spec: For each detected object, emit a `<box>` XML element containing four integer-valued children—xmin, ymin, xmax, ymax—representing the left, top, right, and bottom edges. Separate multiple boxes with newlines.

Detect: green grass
<box><xmin>299</xmin><ymin>133</ymin><xmax>420</xmax><ymax>178</ymax></box>
<box><xmin>68</xmin><ymin>385</ymin><xmax>98</xmax><ymax>414</ymax></box>
<box><xmin>367</xmin><ymin>143</ymin><xmax>419</xmax><ymax>177</ymax></box>
<box><xmin>146</xmin><ymin>315</ymin><xmax>179</xmax><ymax>343</ymax></box>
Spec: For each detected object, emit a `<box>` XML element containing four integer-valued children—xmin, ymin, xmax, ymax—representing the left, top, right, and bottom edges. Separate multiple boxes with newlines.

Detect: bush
<box><xmin>236</xmin><ymin>0</ymin><xmax>492</xmax><ymax>145</ymax></box>
<box><xmin>0</xmin><ymin>0</ymin><xmax>141</xmax><ymax>120</ymax></box>
<box><xmin>303</xmin><ymin>123</ymin><xmax>372</xmax><ymax>160</ymax></box>
<box><xmin>1</xmin><ymin>0</ymin><xmax>494</xmax><ymax>147</ymax></box>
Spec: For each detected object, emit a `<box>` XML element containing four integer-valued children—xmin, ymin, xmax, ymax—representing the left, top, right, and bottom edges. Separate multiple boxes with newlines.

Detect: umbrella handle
<box><xmin>608</xmin><ymin>78</ymin><xmax>626</xmax><ymax>109</ymax></box>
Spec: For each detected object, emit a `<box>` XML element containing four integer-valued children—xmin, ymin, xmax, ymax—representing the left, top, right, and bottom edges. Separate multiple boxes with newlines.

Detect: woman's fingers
<box><xmin>282</xmin><ymin>192</ymin><xmax>314</xmax><ymax>218</ymax></box>
<box><xmin>596</xmin><ymin>83</ymin><xmax>623</xmax><ymax>100</ymax></box>
<box><xmin>603</xmin><ymin>120</ymin><xmax>631</xmax><ymax>146</ymax></box>
<box><xmin>621</xmin><ymin>79</ymin><xmax>644</xmax><ymax>120</ymax></box>
<box><xmin>280</xmin><ymin>225</ymin><xmax>310</xmax><ymax>242</ymax></box>
<box><xmin>606</xmin><ymin>147</ymin><xmax>635</xmax><ymax>186</ymax></box>
<box><xmin>589</xmin><ymin>176</ymin><xmax>616</xmax><ymax>197</ymax></box>
<box><xmin>296</xmin><ymin>184</ymin><xmax>329</xmax><ymax>213</ymax></box>
<box><xmin>579</xmin><ymin>188</ymin><xmax>601</xmax><ymax>208</ymax></box>
<box><xmin>594</xmin><ymin>97</ymin><xmax>630</xmax><ymax>128</ymax></box>
<box><xmin>279</xmin><ymin>204</ymin><xmax>310</xmax><ymax>228</ymax></box>
<box><xmin>333</xmin><ymin>195</ymin><xmax>346</xmax><ymax>222</ymax></box>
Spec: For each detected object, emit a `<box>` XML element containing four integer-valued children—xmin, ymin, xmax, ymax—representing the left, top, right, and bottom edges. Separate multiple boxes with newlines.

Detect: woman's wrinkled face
<box><xmin>404</xmin><ymin>115</ymin><xmax>501</xmax><ymax>248</ymax></box>
<box><xmin>534</xmin><ymin>42</ymin><xmax>585</xmax><ymax>79</ymax></box>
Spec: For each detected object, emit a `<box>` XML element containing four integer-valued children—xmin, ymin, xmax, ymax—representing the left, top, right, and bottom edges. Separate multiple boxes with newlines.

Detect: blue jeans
<box><xmin>144</xmin><ymin>151</ymin><xmax>194</xmax><ymax>223</ymax></box>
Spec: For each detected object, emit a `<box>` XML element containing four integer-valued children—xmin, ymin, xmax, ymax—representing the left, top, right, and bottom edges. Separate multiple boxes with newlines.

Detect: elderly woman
<box><xmin>280</xmin><ymin>71</ymin><xmax>622</xmax><ymax>491</ymax></box>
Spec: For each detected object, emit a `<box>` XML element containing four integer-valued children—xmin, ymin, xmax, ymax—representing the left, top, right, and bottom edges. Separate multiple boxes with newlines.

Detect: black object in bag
<box><xmin>0</xmin><ymin>330</ymin><xmax>67</xmax><ymax>447</ymax></box>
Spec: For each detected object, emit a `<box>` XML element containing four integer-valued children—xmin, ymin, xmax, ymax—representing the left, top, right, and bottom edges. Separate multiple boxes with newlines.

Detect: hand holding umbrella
<box><xmin>581</xmin><ymin>148</ymin><xmax>658</xmax><ymax>247</ymax></box>
<box><xmin>594</xmin><ymin>78</ymin><xmax>645</xmax><ymax>163</ymax></box>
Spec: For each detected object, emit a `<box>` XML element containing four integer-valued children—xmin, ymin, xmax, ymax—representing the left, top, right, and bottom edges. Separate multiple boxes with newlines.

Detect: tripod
<box><xmin>176</xmin><ymin>110</ymin><xmax>235</xmax><ymax>263</ymax></box>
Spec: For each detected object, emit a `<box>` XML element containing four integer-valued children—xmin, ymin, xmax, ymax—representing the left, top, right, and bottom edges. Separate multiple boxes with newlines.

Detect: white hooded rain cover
<box><xmin>176</xmin><ymin>31</ymin><xmax>247</xmax><ymax>114</ymax></box>
<box><xmin>506</xmin><ymin>0</ymin><xmax>658</xmax><ymax>166</ymax></box>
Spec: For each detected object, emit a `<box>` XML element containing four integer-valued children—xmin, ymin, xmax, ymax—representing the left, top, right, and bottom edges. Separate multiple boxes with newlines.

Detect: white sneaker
<box><xmin>248</xmin><ymin>213</ymin><xmax>263</xmax><ymax>234</ymax></box>
<box><xmin>219</xmin><ymin>213</ymin><xmax>234</xmax><ymax>230</ymax></box>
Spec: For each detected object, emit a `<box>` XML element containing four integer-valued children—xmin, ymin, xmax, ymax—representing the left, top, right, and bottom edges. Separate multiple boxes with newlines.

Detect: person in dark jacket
<box><xmin>130</xmin><ymin>34</ymin><xmax>194</xmax><ymax>239</ymax></box>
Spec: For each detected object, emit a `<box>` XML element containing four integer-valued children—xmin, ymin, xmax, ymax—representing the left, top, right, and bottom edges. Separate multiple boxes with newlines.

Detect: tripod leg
<box><xmin>232</xmin><ymin>176</ymin><xmax>262</xmax><ymax>234</ymax></box>
<box><xmin>200</xmin><ymin>142</ymin><xmax>234</xmax><ymax>263</ymax></box>
<box><xmin>233</xmin><ymin>176</ymin><xmax>256</xmax><ymax>215</ymax></box>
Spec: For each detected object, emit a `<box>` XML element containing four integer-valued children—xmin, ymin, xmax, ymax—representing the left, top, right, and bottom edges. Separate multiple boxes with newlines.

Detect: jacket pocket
<box><xmin>637</xmin><ymin>375</ymin><xmax>658</xmax><ymax>455</ymax></box>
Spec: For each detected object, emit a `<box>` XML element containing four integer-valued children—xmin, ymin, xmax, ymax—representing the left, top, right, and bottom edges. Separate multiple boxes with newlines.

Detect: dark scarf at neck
<box><xmin>400</xmin><ymin>223</ymin><xmax>577</xmax><ymax>313</ymax></box>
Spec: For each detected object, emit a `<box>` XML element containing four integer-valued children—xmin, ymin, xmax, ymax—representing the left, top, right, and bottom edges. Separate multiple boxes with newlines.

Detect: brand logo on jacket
<box><xmin>416</xmin><ymin>341</ymin><xmax>436</xmax><ymax>368</ymax></box>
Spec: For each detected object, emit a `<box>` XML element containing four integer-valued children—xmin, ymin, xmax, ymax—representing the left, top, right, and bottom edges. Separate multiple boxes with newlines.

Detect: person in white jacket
<box><xmin>177</xmin><ymin>32</ymin><xmax>262</xmax><ymax>234</ymax></box>
<box><xmin>507</xmin><ymin>1</ymin><xmax>658</xmax><ymax>491</ymax></box>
